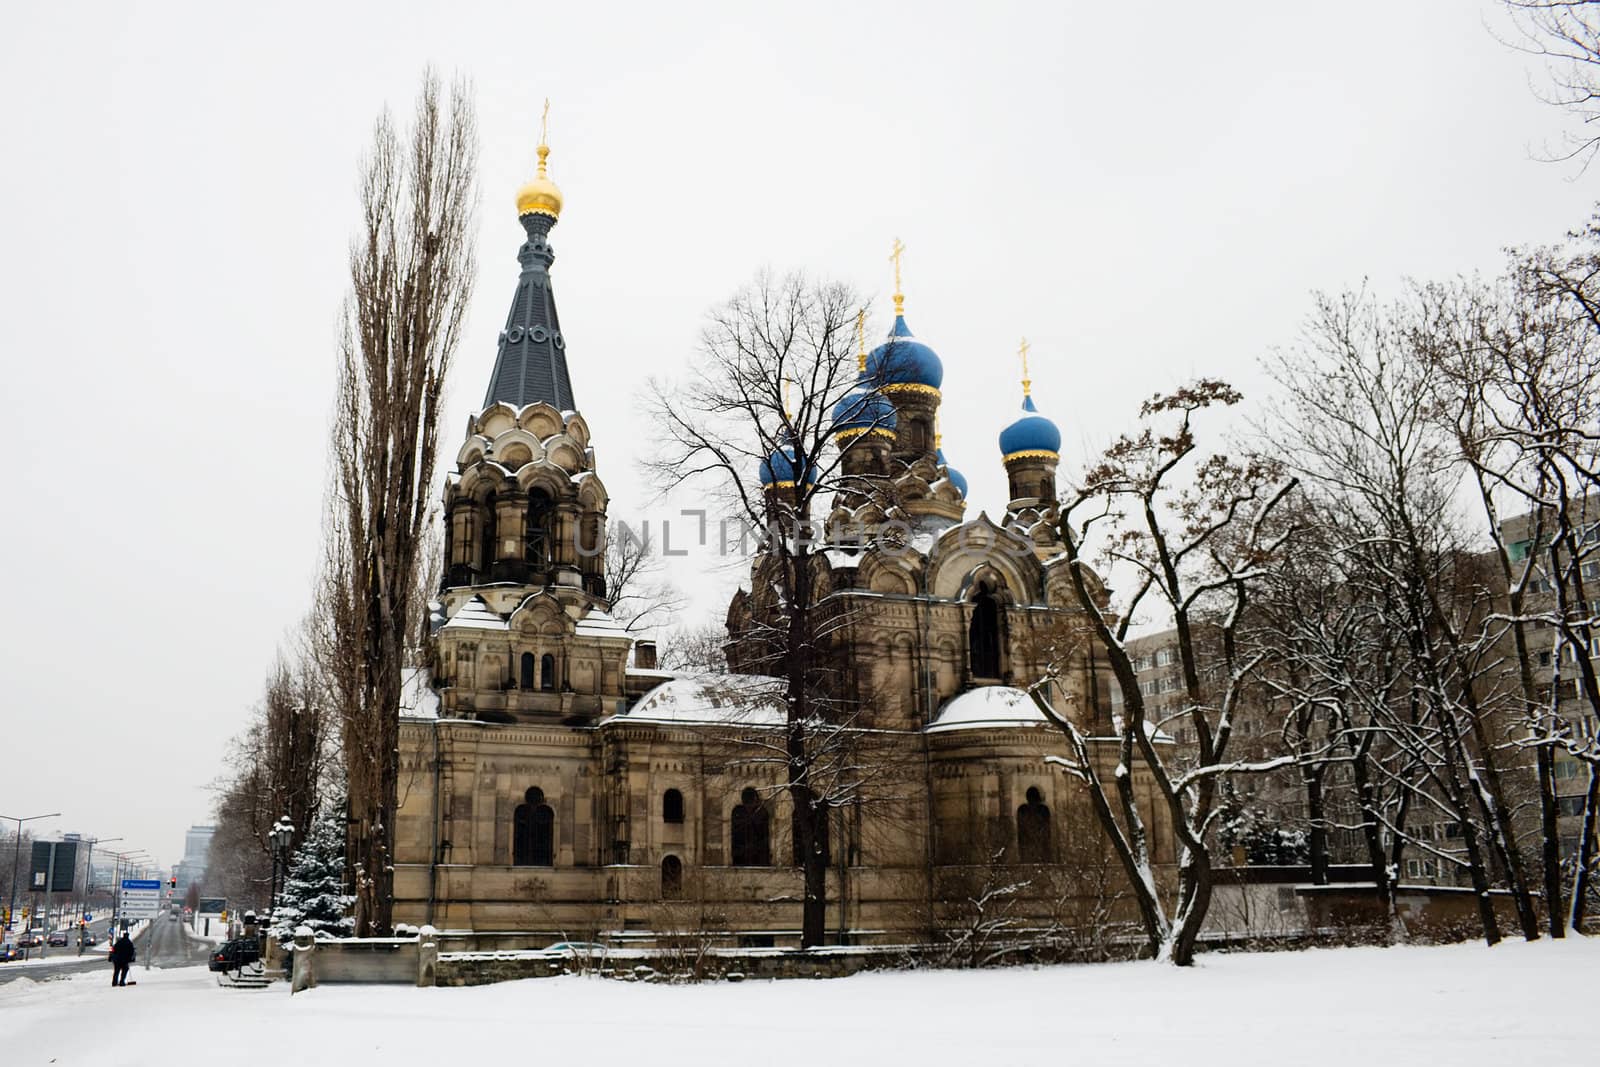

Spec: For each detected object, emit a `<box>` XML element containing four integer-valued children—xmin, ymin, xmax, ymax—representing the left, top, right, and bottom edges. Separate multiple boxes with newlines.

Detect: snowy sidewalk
<box><xmin>2</xmin><ymin>938</ymin><xmax>1592</xmax><ymax>1067</ymax></box>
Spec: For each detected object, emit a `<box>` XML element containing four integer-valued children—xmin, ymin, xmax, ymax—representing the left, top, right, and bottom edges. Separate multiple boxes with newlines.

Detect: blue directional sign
<box><xmin>119</xmin><ymin>879</ymin><xmax>161</xmax><ymax>919</ymax></box>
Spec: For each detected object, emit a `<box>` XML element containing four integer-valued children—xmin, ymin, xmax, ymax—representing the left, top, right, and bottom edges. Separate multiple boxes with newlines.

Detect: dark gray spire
<box><xmin>483</xmin><ymin>212</ymin><xmax>575</xmax><ymax>411</ymax></box>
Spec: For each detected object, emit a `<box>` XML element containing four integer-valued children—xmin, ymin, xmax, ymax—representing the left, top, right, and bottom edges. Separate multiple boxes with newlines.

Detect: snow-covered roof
<box><xmin>399</xmin><ymin>668</ymin><xmax>441</xmax><ymax>720</ymax></box>
<box><xmin>574</xmin><ymin>609</ymin><xmax>628</xmax><ymax>640</ymax></box>
<box><xmin>602</xmin><ymin>674</ymin><xmax>786</xmax><ymax>728</ymax></box>
<box><xmin>626</xmin><ymin>667</ymin><xmax>681</xmax><ymax>681</ymax></box>
<box><xmin>442</xmin><ymin>596</ymin><xmax>507</xmax><ymax>631</ymax></box>
<box><xmin>925</xmin><ymin>685</ymin><xmax>1053</xmax><ymax>733</ymax></box>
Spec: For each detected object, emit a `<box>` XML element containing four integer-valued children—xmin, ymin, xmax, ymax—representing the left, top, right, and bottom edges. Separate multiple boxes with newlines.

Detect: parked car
<box><xmin>47</xmin><ymin>930</ymin><xmax>69</xmax><ymax>947</ymax></box>
<box><xmin>207</xmin><ymin>938</ymin><xmax>261</xmax><ymax>972</ymax></box>
<box><xmin>538</xmin><ymin>941</ymin><xmax>610</xmax><ymax>961</ymax></box>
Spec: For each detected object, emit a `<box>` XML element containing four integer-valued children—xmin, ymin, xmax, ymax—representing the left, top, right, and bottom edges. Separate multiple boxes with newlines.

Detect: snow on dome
<box><xmin>606</xmin><ymin>674</ymin><xmax>787</xmax><ymax>728</ymax></box>
<box><xmin>925</xmin><ymin>685</ymin><xmax>1052</xmax><ymax>732</ymax></box>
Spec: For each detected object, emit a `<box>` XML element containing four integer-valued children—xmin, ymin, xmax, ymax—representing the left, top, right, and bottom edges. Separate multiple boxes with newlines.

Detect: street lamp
<box><xmin>76</xmin><ymin>836</ymin><xmax>121</xmax><ymax>953</ymax></box>
<box><xmin>269</xmin><ymin>817</ymin><xmax>295</xmax><ymax>917</ymax></box>
<box><xmin>2</xmin><ymin>811</ymin><xmax>61</xmax><ymax>935</ymax></box>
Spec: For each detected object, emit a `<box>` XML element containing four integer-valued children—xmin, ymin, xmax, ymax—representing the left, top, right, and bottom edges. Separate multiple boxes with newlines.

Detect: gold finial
<box><xmin>517</xmin><ymin>99</ymin><xmax>563</xmax><ymax>219</ymax></box>
<box><xmin>535</xmin><ymin>98</ymin><xmax>551</xmax><ymax>175</ymax></box>
<box><xmin>889</xmin><ymin>237</ymin><xmax>906</xmax><ymax>316</ymax></box>
<box><xmin>856</xmin><ymin>310</ymin><xmax>867</xmax><ymax>374</ymax></box>
<box><xmin>1019</xmin><ymin>337</ymin><xmax>1032</xmax><ymax>397</ymax></box>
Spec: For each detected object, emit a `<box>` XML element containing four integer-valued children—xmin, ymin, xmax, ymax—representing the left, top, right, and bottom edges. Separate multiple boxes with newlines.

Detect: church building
<box><xmin>392</xmin><ymin>133</ymin><xmax>1174</xmax><ymax>946</ymax></box>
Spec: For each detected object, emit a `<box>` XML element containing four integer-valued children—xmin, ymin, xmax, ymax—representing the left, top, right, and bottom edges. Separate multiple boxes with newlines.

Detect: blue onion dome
<box><xmin>936</xmin><ymin>447</ymin><xmax>969</xmax><ymax>499</ymax></box>
<box><xmin>832</xmin><ymin>386</ymin><xmax>898</xmax><ymax>441</ymax></box>
<box><xmin>998</xmin><ymin>393</ymin><xmax>1062</xmax><ymax>460</ymax></box>
<box><xmin>758</xmin><ymin>436</ymin><xmax>817</xmax><ymax>488</ymax></box>
<box><xmin>865</xmin><ymin>315</ymin><xmax>943</xmax><ymax>394</ymax></box>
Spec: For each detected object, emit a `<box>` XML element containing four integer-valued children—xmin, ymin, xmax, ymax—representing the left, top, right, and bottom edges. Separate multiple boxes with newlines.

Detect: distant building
<box><xmin>176</xmin><ymin>825</ymin><xmax>214</xmax><ymax>894</ymax></box>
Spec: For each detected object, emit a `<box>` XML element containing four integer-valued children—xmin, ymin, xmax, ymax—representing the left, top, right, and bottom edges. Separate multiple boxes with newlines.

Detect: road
<box><xmin>0</xmin><ymin>916</ymin><xmax>212</xmax><ymax>987</ymax></box>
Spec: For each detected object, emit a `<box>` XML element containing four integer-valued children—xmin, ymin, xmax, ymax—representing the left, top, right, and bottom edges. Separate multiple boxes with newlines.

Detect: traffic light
<box><xmin>169</xmin><ymin>876</ymin><xmax>177</xmax><ymax>890</ymax></box>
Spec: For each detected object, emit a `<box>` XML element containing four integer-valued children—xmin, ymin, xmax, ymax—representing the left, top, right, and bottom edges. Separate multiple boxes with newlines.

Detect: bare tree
<box><xmin>1500</xmin><ymin>1</ymin><xmax>1600</xmax><ymax>167</ymax></box>
<box><xmin>644</xmin><ymin>270</ymin><xmax>899</xmax><ymax>947</ymax></box>
<box><xmin>328</xmin><ymin>71</ymin><xmax>477</xmax><ymax>935</ymax></box>
<box><xmin>1266</xmin><ymin>289</ymin><xmax>1562</xmax><ymax>946</ymax></box>
<box><xmin>1029</xmin><ymin>380</ymin><xmax>1301</xmax><ymax>966</ymax></box>
<box><xmin>605</xmin><ymin>519</ymin><xmax>683</xmax><ymax>633</ymax></box>
<box><xmin>657</xmin><ymin>620</ymin><xmax>730</xmax><ymax>673</ymax></box>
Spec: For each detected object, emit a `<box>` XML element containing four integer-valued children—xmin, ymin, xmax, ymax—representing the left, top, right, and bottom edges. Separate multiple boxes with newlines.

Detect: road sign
<box><xmin>119</xmin><ymin>879</ymin><xmax>161</xmax><ymax>920</ymax></box>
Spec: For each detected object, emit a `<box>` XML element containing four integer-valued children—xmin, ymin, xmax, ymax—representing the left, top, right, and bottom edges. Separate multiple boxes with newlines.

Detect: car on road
<box><xmin>80</xmin><ymin>932</ymin><xmax>99</xmax><ymax>947</ymax></box>
<box><xmin>19</xmin><ymin>929</ymin><xmax>45</xmax><ymax>948</ymax></box>
<box><xmin>207</xmin><ymin>938</ymin><xmax>261</xmax><ymax>972</ymax></box>
<box><xmin>47</xmin><ymin>930</ymin><xmax>70</xmax><ymax>947</ymax></box>
<box><xmin>0</xmin><ymin>943</ymin><xmax>18</xmax><ymax>962</ymax></box>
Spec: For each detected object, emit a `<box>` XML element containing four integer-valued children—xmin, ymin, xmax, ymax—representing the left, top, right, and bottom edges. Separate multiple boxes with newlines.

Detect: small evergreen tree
<box><xmin>271</xmin><ymin>802</ymin><xmax>354</xmax><ymax>942</ymax></box>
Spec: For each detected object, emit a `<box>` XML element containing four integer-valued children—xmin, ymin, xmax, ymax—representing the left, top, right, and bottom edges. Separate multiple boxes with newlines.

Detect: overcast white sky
<box><xmin>1</xmin><ymin>0</ymin><xmax>1592</xmax><ymax>871</ymax></box>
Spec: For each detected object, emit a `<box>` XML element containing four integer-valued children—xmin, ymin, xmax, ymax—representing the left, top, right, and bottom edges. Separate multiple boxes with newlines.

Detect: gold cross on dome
<box><xmin>1019</xmin><ymin>337</ymin><xmax>1032</xmax><ymax>397</ymax></box>
<box><xmin>539</xmin><ymin>98</ymin><xmax>551</xmax><ymax>148</ymax></box>
<box><xmin>889</xmin><ymin>237</ymin><xmax>906</xmax><ymax>314</ymax></box>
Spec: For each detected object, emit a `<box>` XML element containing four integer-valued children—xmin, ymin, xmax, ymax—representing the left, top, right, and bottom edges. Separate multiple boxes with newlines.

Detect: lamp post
<box><xmin>76</xmin><ymin>836</ymin><xmax>121</xmax><ymax>953</ymax></box>
<box><xmin>269</xmin><ymin>817</ymin><xmax>295</xmax><ymax>919</ymax></box>
<box><xmin>2</xmin><ymin>811</ymin><xmax>61</xmax><ymax>934</ymax></box>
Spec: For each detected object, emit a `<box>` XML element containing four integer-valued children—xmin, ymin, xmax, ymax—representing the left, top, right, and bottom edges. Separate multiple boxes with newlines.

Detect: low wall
<box><xmin>435</xmin><ymin>945</ymin><xmax>916</xmax><ymax>987</ymax></box>
<box><xmin>1296</xmin><ymin>884</ymin><xmax>1524</xmax><ymax>942</ymax></box>
<box><xmin>290</xmin><ymin>927</ymin><xmax>440</xmax><ymax>992</ymax></box>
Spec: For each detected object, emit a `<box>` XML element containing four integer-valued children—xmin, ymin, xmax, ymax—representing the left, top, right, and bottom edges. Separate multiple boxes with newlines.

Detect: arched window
<box><xmin>663</xmin><ymin>788</ymin><xmax>685</xmax><ymax>824</ymax></box>
<box><xmin>519</xmin><ymin>652</ymin><xmax>536</xmax><ymax>691</ymax></box>
<box><xmin>969</xmin><ymin>582</ymin><xmax>1003</xmax><ymax>679</ymax></box>
<box><xmin>540</xmin><ymin>653</ymin><xmax>557</xmax><ymax>692</ymax></box>
<box><xmin>661</xmin><ymin>855</ymin><xmax>683</xmax><ymax>900</ymax></box>
<box><xmin>730</xmin><ymin>787</ymin><xmax>770</xmax><ymax>867</ymax></box>
<box><xmin>480</xmin><ymin>493</ymin><xmax>498</xmax><ymax>573</ymax></box>
<box><xmin>526</xmin><ymin>489</ymin><xmax>555</xmax><ymax>566</ymax></box>
<box><xmin>1017</xmin><ymin>786</ymin><xmax>1052</xmax><ymax>863</ymax></box>
<box><xmin>513</xmin><ymin>787</ymin><xmax>555</xmax><ymax>866</ymax></box>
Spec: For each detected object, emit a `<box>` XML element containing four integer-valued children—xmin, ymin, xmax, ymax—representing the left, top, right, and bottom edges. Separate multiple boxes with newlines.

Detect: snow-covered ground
<box><xmin>3</xmin><ymin>938</ymin><xmax>1592</xmax><ymax>1066</ymax></box>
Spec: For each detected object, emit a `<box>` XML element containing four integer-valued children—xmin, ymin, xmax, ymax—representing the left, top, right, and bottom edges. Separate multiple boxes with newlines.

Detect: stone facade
<box><xmin>390</xmin><ymin>149</ymin><xmax>1174</xmax><ymax>948</ymax></box>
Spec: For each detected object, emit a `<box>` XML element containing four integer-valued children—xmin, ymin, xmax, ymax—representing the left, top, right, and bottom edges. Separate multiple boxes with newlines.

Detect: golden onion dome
<box><xmin>516</xmin><ymin>143</ymin><xmax>563</xmax><ymax>220</ymax></box>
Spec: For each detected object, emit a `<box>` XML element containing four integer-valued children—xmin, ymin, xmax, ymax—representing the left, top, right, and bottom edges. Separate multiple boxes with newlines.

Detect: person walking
<box><xmin>109</xmin><ymin>932</ymin><xmax>135</xmax><ymax>986</ymax></box>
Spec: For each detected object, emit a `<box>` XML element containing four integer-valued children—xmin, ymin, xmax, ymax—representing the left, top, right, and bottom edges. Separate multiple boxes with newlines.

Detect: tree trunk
<box><xmin>1570</xmin><ymin>766</ymin><xmax>1599</xmax><ymax>932</ymax></box>
<box><xmin>1304</xmin><ymin>764</ymin><xmax>1329</xmax><ymax>885</ymax></box>
<box><xmin>1535</xmin><ymin>744</ymin><xmax>1565</xmax><ymax>937</ymax></box>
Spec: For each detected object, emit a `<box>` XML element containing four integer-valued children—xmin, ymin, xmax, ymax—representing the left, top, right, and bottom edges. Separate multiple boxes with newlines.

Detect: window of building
<box><xmin>1558</xmin><ymin>795</ymin><xmax>1587</xmax><ymax>818</ymax></box>
<box><xmin>663</xmin><ymin>788</ymin><xmax>685</xmax><ymax>824</ymax></box>
<box><xmin>526</xmin><ymin>489</ymin><xmax>554</xmax><ymax>565</ymax></box>
<box><xmin>661</xmin><ymin>855</ymin><xmax>683</xmax><ymax>900</ymax></box>
<box><xmin>730</xmin><ymin>787</ymin><xmax>771</xmax><ymax>867</ymax></box>
<box><xmin>519</xmin><ymin>652</ymin><xmax>536</xmax><ymax>691</ymax></box>
<box><xmin>968</xmin><ymin>582</ymin><xmax>1002</xmax><ymax>679</ymax></box>
<box><xmin>540</xmin><ymin>653</ymin><xmax>556</xmax><ymax>692</ymax></box>
<box><xmin>1017</xmin><ymin>787</ymin><xmax>1052</xmax><ymax>863</ymax></box>
<box><xmin>513</xmin><ymin>787</ymin><xmax>554</xmax><ymax>866</ymax></box>
<box><xmin>480</xmin><ymin>493</ymin><xmax>498</xmax><ymax>572</ymax></box>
